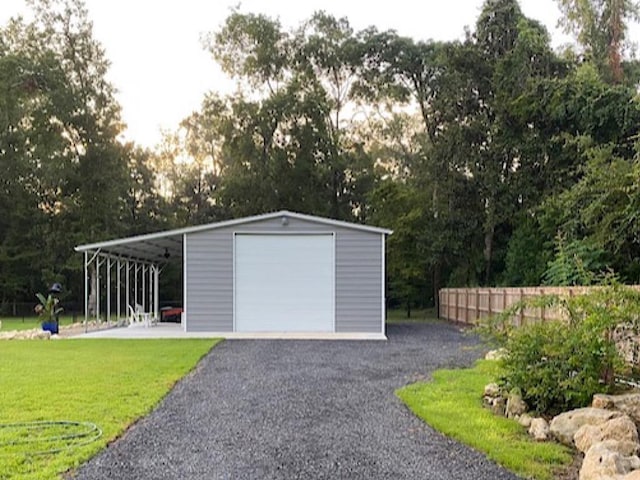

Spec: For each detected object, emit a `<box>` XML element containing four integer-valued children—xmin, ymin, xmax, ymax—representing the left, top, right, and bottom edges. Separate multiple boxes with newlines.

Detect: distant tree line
<box><xmin>1</xmin><ymin>0</ymin><xmax>639</xmax><ymax>315</ymax></box>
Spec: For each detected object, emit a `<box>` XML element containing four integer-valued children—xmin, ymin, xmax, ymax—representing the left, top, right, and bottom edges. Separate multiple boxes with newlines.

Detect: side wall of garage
<box><xmin>184</xmin><ymin>216</ymin><xmax>384</xmax><ymax>333</ymax></box>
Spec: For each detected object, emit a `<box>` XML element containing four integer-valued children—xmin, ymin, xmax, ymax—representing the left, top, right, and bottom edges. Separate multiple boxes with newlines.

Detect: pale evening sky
<box><xmin>1</xmin><ymin>1</ymin><xmax>579</xmax><ymax>148</ymax></box>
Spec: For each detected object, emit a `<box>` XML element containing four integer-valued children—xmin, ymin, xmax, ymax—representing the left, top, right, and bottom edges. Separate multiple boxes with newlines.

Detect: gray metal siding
<box><xmin>335</xmin><ymin>230</ymin><xmax>383</xmax><ymax>333</ymax></box>
<box><xmin>184</xmin><ymin>232</ymin><xmax>233</xmax><ymax>331</ymax></box>
<box><xmin>184</xmin><ymin>216</ymin><xmax>384</xmax><ymax>333</ymax></box>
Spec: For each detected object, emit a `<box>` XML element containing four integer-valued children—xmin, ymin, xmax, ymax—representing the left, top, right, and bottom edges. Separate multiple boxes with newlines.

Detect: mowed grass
<box><xmin>386</xmin><ymin>308</ymin><xmax>437</xmax><ymax>323</ymax></box>
<box><xmin>0</xmin><ymin>316</ymin><xmax>78</xmax><ymax>332</ymax></box>
<box><xmin>0</xmin><ymin>339</ymin><xmax>220</xmax><ymax>479</ymax></box>
<box><xmin>397</xmin><ymin>360</ymin><xmax>573</xmax><ymax>480</ymax></box>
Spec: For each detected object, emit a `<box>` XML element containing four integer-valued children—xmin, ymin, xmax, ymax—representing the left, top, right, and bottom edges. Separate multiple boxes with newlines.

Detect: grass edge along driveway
<box><xmin>396</xmin><ymin>360</ymin><xmax>573</xmax><ymax>480</ymax></box>
<box><xmin>0</xmin><ymin>338</ymin><xmax>220</xmax><ymax>480</ymax></box>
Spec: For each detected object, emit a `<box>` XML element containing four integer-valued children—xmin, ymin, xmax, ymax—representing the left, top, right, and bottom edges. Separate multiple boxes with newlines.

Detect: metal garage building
<box><xmin>75</xmin><ymin>211</ymin><xmax>392</xmax><ymax>338</ymax></box>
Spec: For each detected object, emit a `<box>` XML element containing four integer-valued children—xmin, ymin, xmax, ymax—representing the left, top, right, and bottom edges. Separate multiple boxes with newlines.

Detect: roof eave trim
<box><xmin>75</xmin><ymin>210</ymin><xmax>392</xmax><ymax>251</ymax></box>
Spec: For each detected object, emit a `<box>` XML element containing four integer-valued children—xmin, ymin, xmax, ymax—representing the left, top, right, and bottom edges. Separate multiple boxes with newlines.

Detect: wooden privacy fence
<box><xmin>438</xmin><ymin>286</ymin><xmax>640</xmax><ymax>326</ymax></box>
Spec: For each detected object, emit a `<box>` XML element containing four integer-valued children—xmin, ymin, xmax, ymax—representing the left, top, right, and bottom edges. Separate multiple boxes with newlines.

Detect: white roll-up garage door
<box><xmin>234</xmin><ymin>234</ymin><xmax>334</xmax><ymax>332</ymax></box>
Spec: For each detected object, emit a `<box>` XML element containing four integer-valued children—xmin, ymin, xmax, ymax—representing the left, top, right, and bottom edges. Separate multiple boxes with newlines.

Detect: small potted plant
<box><xmin>35</xmin><ymin>292</ymin><xmax>63</xmax><ymax>334</ymax></box>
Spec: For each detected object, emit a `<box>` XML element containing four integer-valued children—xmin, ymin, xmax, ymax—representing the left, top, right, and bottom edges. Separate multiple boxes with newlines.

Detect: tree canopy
<box><xmin>1</xmin><ymin>0</ymin><xmax>639</xmax><ymax>315</ymax></box>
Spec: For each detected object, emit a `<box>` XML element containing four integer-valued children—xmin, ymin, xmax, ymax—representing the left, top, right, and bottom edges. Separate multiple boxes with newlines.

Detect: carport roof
<box><xmin>75</xmin><ymin>210</ymin><xmax>392</xmax><ymax>262</ymax></box>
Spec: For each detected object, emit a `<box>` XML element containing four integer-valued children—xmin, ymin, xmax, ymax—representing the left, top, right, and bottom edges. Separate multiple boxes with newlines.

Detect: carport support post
<box><xmin>107</xmin><ymin>257</ymin><xmax>111</xmax><ymax>324</ymax></box>
<box><xmin>148</xmin><ymin>264</ymin><xmax>153</xmax><ymax>315</ymax></box>
<box><xmin>134</xmin><ymin>263</ymin><xmax>138</xmax><ymax>307</ymax></box>
<box><xmin>142</xmin><ymin>264</ymin><xmax>146</xmax><ymax>311</ymax></box>
<box><xmin>125</xmin><ymin>261</ymin><xmax>130</xmax><ymax>321</ymax></box>
<box><xmin>153</xmin><ymin>265</ymin><xmax>159</xmax><ymax>321</ymax></box>
<box><xmin>116</xmin><ymin>259</ymin><xmax>121</xmax><ymax>322</ymax></box>
<box><xmin>96</xmin><ymin>257</ymin><xmax>101</xmax><ymax>323</ymax></box>
<box><xmin>84</xmin><ymin>251</ymin><xmax>88</xmax><ymax>326</ymax></box>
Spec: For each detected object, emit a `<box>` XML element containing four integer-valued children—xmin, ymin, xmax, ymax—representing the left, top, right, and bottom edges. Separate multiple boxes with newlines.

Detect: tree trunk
<box><xmin>608</xmin><ymin>0</ymin><xmax>624</xmax><ymax>83</ymax></box>
<box><xmin>433</xmin><ymin>261</ymin><xmax>442</xmax><ymax>317</ymax></box>
<box><xmin>484</xmin><ymin>225</ymin><xmax>494</xmax><ymax>285</ymax></box>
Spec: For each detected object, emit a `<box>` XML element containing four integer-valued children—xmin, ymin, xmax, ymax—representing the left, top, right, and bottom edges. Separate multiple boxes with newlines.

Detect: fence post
<box><xmin>540</xmin><ymin>288</ymin><xmax>545</xmax><ymax>322</ymax></box>
<box><xmin>475</xmin><ymin>288</ymin><xmax>480</xmax><ymax>324</ymax></box>
<box><xmin>488</xmin><ymin>289</ymin><xmax>492</xmax><ymax>317</ymax></box>
<box><xmin>446</xmin><ymin>288</ymin><xmax>451</xmax><ymax>320</ymax></box>
<box><xmin>455</xmin><ymin>289</ymin><xmax>459</xmax><ymax>322</ymax></box>
<box><xmin>502</xmin><ymin>288</ymin><xmax>507</xmax><ymax>314</ymax></box>
<box><xmin>464</xmin><ymin>290</ymin><xmax>468</xmax><ymax>324</ymax></box>
<box><xmin>519</xmin><ymin>288</ymin><xmax>524</xmax><ymax>327</ymax></box>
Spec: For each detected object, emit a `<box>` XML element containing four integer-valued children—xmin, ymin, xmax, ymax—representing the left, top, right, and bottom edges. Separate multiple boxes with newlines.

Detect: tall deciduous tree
<box><xmin>0</xmin><ymin>0</ymin><xmax>154</xmax><ymax>308</ymax></box>
<box><xmin>555</xmin><ymin>0</ymin><xmax>640</xmax><ymax>82</ymax></box>
<box><xmin>199</xmin><ymin>10</ymin><xmax>377</xmax><ymax>221</ymax></box>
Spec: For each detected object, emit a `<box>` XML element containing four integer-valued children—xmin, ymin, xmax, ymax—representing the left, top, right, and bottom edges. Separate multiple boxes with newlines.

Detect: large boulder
<box><xmin>580</xmin><ymin>440</ymin><xmax>640</xmax><ymax>480</ymax></box>
<box><xmin>529</xmin><ymin>418</ymin><xmax>550</xmax><ymax>441</ymax></box>
<box><xmin>574</xmin><ymin>415</ymin><xmax>639</xmax><ymax>453</ymax></box>
<box><xmin>622</xmin><ymin>470</ymin><xmax>640</xmax><ymax>479</ymax></box>
<box><xmin>594</xmin><ymin>394</ymin><xmax>640</xmax><ymax>426</ymax></box>
<box><xmin>550</xmin><ymin>408</ymin><xmax>624</xmax><ymax>446</ymax></box>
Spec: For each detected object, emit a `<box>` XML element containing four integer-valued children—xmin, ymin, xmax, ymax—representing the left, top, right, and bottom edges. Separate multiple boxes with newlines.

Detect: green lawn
<box><xmin>0</xmin><ymin>316</ymin><xmax>78</xmax><ymax>332</ymax></box>
<box><xmin>397</xmin><ymin>360</ymin><xmax>573</xmax><ymax>480</ymax></box>
<box><xmin>386</xmin><ymin>308</ymin><xmax>437</xmax><ymax>323</ymax></box>
<box><xmin>0</xmin><ymin>339</ymin><xmax>220</xmax><ymax>479</ymax></box>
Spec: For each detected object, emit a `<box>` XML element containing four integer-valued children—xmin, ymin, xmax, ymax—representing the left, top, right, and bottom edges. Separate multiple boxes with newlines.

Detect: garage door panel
<box><xmin>235</xmin><ymin>234</ymin><xmax>334</xmax><ymax>332</ymax></box>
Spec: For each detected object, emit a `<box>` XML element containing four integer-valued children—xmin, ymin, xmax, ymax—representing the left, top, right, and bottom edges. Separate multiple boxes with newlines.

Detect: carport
<box><xmin>75</xmin><ymin>227</ymin><xmax>183</xmax><ymax>326</ymax></box>
<box><xmin>75</xmin><ymin>210</ymin><xmax>391</xmax><ymax>337</ymax></box>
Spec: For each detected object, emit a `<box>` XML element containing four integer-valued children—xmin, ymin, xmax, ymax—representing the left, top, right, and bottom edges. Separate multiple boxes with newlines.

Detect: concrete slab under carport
<box><xmin>71</xmin><ymin>323</ymin><xmax>387</xmax><ymax>340</ymax></box>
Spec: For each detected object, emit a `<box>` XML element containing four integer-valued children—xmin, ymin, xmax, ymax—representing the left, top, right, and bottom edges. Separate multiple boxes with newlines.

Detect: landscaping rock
<box><xmin>485</xmin><ymin>348</ymin><xmax>507</xmax><ymax>361</ymax></box>
<box><xmin>484</xmin><ymin>382</ymin><xmax>501</xmax><ymax>397</ymax></box>
<box><xmin>574</xmin><ymin>415</ymin><xmax>639</xmax><ymax>454</ymax></box>
<box><xmin>491</xmin><ymin>396</ymin><xmax>506</xmax><ymax>416</ymax></box>
<box><xmin>613</xmin><ymin>323</ymin><xmax>640</xmax><ymax>366</ymax></box>
<box><xmin>0</xmin><ymin>331</ymin><xmax>17</xmax><ymax>340</ymax></box>
<box><xmin>579</xmin><ymin>440</ymin><xmax>640</xmax><ymax>480</ymax></box>
<box><xmin>505</xmin><ymin>392</ymin><xmax>527</xmax><ymax>419</ymax></box>
<box><xmin>0</xmin><ymin>328</ymin><xmax>52</xmax><ymax>340</ymax></box>
<box><xmin>529</xmin><ymin>418</ymin><xmax>550</xmax><ymax>441</ymax></box>
<box><xmin>550</xmin><ymin>408</ymin><xmax>623</xmax><ymax>446</ymax></box>
<box><xmin>518</xmin><ymin>413</ymin><xmax>533</xmax><ymax>428</ymax></box>
<box><xmin>622</xmin><ymin>470</ymin><xmax>640</xmax><ymax>479</ymax></box>
<box><xmin>593</xmin><ymin>394</ymin><xmax>616</xmax><ymax>410</ymax></box>
<box><xmin>593</xmin><ymin>393</ymin><xmax>640</xmax><ymax>425</ymax></box>
<box><xmin>29</xmin><ymin>330</ymin><xmax>51</xmax><ymax>340</ymax></box>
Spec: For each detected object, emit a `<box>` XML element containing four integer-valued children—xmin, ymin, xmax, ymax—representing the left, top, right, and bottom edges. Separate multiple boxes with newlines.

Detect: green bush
<box><xmin>500</xmin><ymin>318</ymin><xmax>618</xmax><ymax>414</ymax></box>
<box><xmin>484</xmin><ymin>282</ymin><xmax>640</xmax><ymax>415</ymax></box>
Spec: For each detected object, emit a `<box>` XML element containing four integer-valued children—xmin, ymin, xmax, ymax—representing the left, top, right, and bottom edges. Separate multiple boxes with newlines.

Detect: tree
<box><xmin>555</xmin><ymin>0</ymin><xmax>640</xmax><ymax>83</ymax></box>
<box><xmin>430</xmin><ymin>0</ymin><xmax>565</xmax><ymax>284</ymax></box>
<box><xmin>0</xmin><ymin>0</ymin><xmax>151</xmax><ymax>308</ymax></box>
<box><xmin>198</xmin><ymin>10</ymin><xmax>378</xmax><ymax>221</ymax></box>
<box><xmin>540</xmin><ymin>140</ymin><xmax>640</xmax><ymax>282</ymax></box>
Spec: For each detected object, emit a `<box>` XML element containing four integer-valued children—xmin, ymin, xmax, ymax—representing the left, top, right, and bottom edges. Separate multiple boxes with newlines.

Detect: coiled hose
<box><xmin>0</xmin><ymin>420</ymin><xmax>102</xmax><ymax>456</ymax></box>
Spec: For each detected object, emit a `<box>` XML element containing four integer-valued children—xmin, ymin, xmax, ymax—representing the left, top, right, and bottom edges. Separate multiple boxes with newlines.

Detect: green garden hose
<box><xmin>0</xmin><ymin>420</ymin><xmax>102</xmax><ymax>456</ymax></box>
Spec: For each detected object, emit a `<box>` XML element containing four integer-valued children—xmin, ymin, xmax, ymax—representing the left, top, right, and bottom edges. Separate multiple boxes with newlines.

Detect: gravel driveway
<box><xmin>72</xmin><ymin>322</ymin><xmax>520</xmax><ymax>480</ymax></box>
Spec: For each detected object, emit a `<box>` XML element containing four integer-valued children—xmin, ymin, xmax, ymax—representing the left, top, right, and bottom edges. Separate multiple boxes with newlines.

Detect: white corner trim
<box><xmin>381</xmin><ymin>234</ymin><xmax>386</xmax><ymax>335</ymax></box>
<box><xmin>182</xmin><ymin>234</ymin><xmax>188</xmax><ymax>332</ymax></box>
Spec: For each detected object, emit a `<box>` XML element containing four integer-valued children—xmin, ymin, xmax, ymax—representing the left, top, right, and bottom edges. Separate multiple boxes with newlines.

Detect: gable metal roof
<box><xmin>75</xmin><ymin>210</ymin><xmax>392</xmax><ymax>262</ymax></box>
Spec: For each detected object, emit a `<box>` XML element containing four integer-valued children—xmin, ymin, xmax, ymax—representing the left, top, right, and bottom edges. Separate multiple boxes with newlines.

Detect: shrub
<box><xmin>483</xmin><ymin>282</ymin><xmax>640</xmax><ymax>415</ymax></box>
